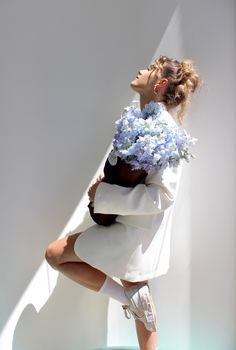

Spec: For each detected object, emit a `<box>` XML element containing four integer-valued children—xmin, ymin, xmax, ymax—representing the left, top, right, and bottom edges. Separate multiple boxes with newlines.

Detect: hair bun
<box><xmin>153</xmin><ymin>55</ymin><xmax>202</xmax><ymax>124</ymax></box>
<box><xmin>180</xmin><ymin>60</ymin><xmax>201</xmax><ymax>93</ymax></box>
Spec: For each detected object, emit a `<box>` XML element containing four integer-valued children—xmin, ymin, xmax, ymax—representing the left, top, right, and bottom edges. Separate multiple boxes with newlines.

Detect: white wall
<box><xmin>153</xmin><ymin>2</ymin><xmax>236</xmax><ymax>350</ymax></box>
<box><xmin>0</xmin><ymin>1</ymin><xmax>235</xmax><ymax>350</ymax></box>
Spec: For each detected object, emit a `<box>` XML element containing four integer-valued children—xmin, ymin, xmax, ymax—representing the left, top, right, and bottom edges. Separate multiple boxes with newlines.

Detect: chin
<box><xmin>130</xmin><ymin>80</ymin><xmax>138</xmax><ymax>91</ymax></box>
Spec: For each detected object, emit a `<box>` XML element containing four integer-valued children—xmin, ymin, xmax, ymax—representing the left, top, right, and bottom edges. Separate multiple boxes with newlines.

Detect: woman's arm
<box><xmin>93</xmin><ymin>166</ymin><xmax>181</xmax><ymax>216</ymax></box>
<box><xmin>87</xmin><ymin>174</ymin><xmax>105</xmax><ymax>206</ymax></box>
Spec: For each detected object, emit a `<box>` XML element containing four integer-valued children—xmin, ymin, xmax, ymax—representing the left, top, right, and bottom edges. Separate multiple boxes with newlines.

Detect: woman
<box><xmin>45</xmin><ymin>55</ymin><xmax>201</xmax><ymax>350</ymax></box>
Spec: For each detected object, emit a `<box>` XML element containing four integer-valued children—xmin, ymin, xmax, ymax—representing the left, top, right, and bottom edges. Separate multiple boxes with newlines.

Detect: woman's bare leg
<box><xmin>45</xmin><ymin>232</ymin><xmax>106</xmax><ymax>291</ymax></box>
<box><xmin>45</xmin><ymin>233</ymin><xmax>157</xmax><ymax>350</ymax></box>
<box><xmin>121</xmin><ymin>279</ymin><xmax>157</xmax><ymax>350</ymax></box>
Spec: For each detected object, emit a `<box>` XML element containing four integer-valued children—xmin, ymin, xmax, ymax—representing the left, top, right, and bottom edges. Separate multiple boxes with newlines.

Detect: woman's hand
<box><xmin>88</xmin><ymin>174</ymin><xmax>105</xmax><ymax>205</ymax></box>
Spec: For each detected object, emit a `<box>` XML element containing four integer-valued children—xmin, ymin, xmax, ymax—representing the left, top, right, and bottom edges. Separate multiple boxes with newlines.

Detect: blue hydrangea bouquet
<box><xmin>88</xmin><ymin>101</ymin><xmax>197</xmax><ymax>226</ymax></box>
<box><xmin>110</xmin><ymin>101</ymin><xmax>197</xmax><ymax>172</ymax></box>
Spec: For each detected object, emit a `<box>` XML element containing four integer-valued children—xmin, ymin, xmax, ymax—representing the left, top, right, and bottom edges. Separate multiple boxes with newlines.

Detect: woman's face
<box><xmin>130</xmin><ymin>64</ymin><xmax>159</xmax><ymax>96</ymax></box>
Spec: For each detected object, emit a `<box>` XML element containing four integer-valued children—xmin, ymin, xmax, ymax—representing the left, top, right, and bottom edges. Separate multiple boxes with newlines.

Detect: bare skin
<box><xmin>130</xmin><ymin>63</ymin><xmax>168</xmax><ymax>110</ymax></box>
<box><xmin>45</xmin><ymin>61</ymin><xmax>169</xmax><ymax>350</ymax></box>
<box><xmin>45</xmin><ymin>233</ymin><xmax>157</xmax><ymax>350</ymax></box>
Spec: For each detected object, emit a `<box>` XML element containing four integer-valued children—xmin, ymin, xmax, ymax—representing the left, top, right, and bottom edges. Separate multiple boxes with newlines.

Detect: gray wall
<box><xmin>0</xmin><ymin>1</ymin><xmax>235</xmax><ymax>350</ymax></box>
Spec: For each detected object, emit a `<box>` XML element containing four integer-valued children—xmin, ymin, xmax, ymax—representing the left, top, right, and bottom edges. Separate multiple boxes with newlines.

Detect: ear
<box><xmin>159</xmin><ymin>78</ymin><xmax>168</xmax><ymax>87</ymax></box>
<box><xmin>154</xmin><ymin>78</ymin><xmax>168</xmax><ymax>94</ymax></box>
<box><xmin>154</xmin><ymin>78</ymin><xmax>168</xmax><ymax>95</ymax></box>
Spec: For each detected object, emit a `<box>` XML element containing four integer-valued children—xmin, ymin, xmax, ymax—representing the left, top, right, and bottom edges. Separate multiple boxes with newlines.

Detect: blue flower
<box><xmin>110</xmin><ymin>101</ymin><xmax>197</xmax><ymax>172</ymax></box>
<box><xmin>142</xmin><ymin>101</ymin><xmax>165</xmax><ymax>119</ymax></box>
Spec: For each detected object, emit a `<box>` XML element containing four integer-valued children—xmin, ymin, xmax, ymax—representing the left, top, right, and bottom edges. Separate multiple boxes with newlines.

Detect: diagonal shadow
<box><xmin>0</xmin><ymin>1</ymin><xmax>181</xmax><ymax>350</ymax></box>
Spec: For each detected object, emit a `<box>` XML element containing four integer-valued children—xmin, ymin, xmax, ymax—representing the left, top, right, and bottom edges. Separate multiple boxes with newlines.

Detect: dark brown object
<box><xmin>88</xmin><ymin>157</ymin><xmax>147</xmax><ymax>226</ymax></box>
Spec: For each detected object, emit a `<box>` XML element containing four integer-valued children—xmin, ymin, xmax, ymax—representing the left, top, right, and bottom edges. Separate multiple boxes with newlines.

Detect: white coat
<box><xmin>74</xmin><ymin>110</ymin><xmax>183</xmax><ymax>282</ymax></box>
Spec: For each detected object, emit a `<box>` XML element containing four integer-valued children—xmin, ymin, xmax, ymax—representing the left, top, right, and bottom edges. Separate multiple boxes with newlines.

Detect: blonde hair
<box><xmin>151</xmin><ymin>55</ymin><xmax>202</xmax><ymax>124</ymax></box>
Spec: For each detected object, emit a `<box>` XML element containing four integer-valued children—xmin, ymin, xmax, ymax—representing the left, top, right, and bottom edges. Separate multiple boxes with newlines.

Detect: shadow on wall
<box><xmin>13</xmin><ymin>275</ymin><xmax>109</xmax><ymax>350</ymax></box>
<box><xmin>0</xmin><ymin>0</ymin><xmax>179</xmax><ymax>337</ymax></box>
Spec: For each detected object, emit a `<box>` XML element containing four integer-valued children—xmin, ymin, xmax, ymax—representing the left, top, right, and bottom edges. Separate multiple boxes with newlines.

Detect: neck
<box><xmin>139</xmin><ymin>95</ymin><xmax>165</xmax><ymax>111</ymax></box>
<box><xmin>139</xmin><ymin>96</ymin><xmax>152</xmax><ymax>111</ymax></box>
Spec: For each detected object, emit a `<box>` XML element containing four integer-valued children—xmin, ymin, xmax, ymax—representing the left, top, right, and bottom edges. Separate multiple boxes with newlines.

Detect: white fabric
<box><xmin>94</xmin><ymin>164</ymin><xmax>180</xmax><ymax>230</ymax></box>
<box><xmin>99</xmin><ymin>276</ymin><xmax>128</xmax><ymax>304</ymax></box>
<box><xmin>73</xmin><ymin>110</ymin><xmax>183</xmax><ymax>282</ymax></box>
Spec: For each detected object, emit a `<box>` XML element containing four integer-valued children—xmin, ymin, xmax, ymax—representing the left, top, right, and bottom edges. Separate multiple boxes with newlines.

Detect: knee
<box><xmin>45</xmin><ymin>242</ymin><xmax>60</xmax><ymax>269</ymax></box>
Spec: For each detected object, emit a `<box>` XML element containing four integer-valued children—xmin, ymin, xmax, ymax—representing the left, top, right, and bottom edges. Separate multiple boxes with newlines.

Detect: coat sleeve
<box><xmin>93</xmin><ymin>165</ymin><xmax>181</xmax><ymax>216</ymax></box>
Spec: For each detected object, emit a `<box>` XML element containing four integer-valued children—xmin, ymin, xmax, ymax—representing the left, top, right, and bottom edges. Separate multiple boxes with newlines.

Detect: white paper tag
<box><xmin>108</xmin><ymin>149</ymin><xmax>118</xmax><ymax>166</ymax></box>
